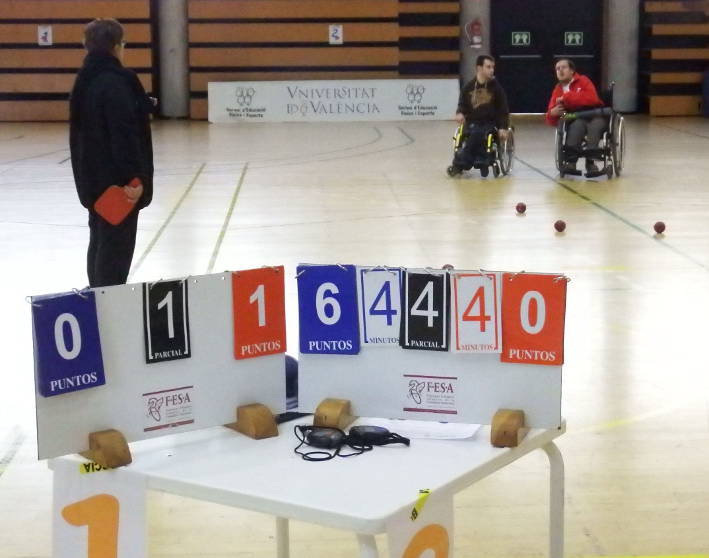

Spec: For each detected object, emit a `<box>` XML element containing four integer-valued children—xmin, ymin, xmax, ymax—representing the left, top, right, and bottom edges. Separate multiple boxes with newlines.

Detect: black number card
<box><xmin>143</xmin><ymin>280</ymin><xmax>191</xmax><ymax>363</ymax></box>
<box><xmin>400</xmin><ymin>270</ymin><xmax>449</xmax><ymax>351</ymax></box>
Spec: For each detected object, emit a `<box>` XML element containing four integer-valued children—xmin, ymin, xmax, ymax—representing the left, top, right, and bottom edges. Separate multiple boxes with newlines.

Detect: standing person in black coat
<box><xmin>70</xmin><ymin>18</ymin><xmax>155</xmax><ymax>288</ymax></box>
<box><xmin>447</xmin><ymin>55</ymin><xmax>510</xmax><ymax>177</ymax></box>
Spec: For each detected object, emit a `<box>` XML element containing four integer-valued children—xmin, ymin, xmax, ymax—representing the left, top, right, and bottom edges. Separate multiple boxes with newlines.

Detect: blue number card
<box><xmin>297</xmin><ymin>264</ymin><xmax>360</xmax><ymax>354</ymax></box>
<box><xmin>31</xmin><ymin>291</ymin><xmax>105</xmax><ymax>397</ymax></box>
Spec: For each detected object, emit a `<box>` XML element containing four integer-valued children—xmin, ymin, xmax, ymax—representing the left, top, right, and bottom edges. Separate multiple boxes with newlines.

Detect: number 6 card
<box><xmin>297</xmin><ymin>264</ymin><xmax>360</xmax><ymax>355</ymax></box>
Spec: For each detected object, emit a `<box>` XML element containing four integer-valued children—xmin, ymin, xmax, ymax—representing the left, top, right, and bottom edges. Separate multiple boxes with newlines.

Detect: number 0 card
<box><xmin>501</xmin><ymin>273</ymin><xmax>567</xmax><ymax>365</ymax></box>
<box><xmin>32</xmin><ymin>291</ymin><xmax>105</xmax><ymax>397</ymax></box>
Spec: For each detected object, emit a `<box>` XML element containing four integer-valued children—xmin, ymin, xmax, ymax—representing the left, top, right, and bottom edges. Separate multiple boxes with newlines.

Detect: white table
<box><xmin>49</xmin><ymin>418</ymin><xmax>565</xmax><ymax>558</ymax></box>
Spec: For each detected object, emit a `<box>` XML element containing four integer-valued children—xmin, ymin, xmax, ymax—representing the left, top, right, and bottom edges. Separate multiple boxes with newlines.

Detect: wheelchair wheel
<box><xmin>555</xmin><ymin>128</ymin><xmax>564</xmax><ymax>175</ymax></box>
<box><xmin>498</xmin><ymin>129</ymin><xmax>515</xmax><ymax>175</ymax></box>
<box><xmin>611</xmin><ymin>114</ymin><xmax>625</xmax><ymax>177</ymax></box>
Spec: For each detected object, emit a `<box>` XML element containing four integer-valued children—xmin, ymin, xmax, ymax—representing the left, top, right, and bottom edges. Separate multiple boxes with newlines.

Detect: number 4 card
<box><xmin>232</xmin><ymin>266</ymin><xmax>286</xmax><ymax>360</ymax></box>
<box><xmin>357</xmin><ymin>266</ymin><xmax>402</xmax><ymax>347</ymax></box>
<box><xmin>451</xmin><ymin>271</ymin><xmax>502</xmax><ymax>353</ymax></box>
<box><xmin>501</xmin><ymin>273</ymin><xmax>567</xmax><ymax>365</ymax></box>
<box><xmin>400</xmin><ymin>269</ymin><xmax>448</xmax><ymax>351</ymax></box>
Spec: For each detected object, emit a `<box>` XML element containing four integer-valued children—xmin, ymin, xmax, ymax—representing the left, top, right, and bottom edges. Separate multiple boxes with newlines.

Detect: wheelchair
<box><xmin>554</xmin><ymin>82</ymin><xmax>626</xmax><ymax>179</ymax></box>
<box><xmin>446</xmin><ymin>123</ymin><xmax>515</xmax><ymax>178</ymax></box>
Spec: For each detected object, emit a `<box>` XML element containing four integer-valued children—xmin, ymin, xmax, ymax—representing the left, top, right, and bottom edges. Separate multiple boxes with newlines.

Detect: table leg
<box><xmin>356</xmin><ymin>534</ymin><xmax>379</xmax><ymax>558</ymax></box>
<box><xmin>542</xmin><ymin>441</ymin><xmax>565</xmax><ymax>558</ymax></box>
<box><xmin>276</xmin><ymin>517</ymin><xmax>289</xmax><ymax>558</ymax></box>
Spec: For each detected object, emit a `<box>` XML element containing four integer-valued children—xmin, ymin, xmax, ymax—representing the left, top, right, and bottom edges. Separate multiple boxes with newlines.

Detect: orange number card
<box><xmin>232</xmin><ymin>266</ymin><xmax>286</xmax><ymax>360</ymax></box>
<box><xmin>501</xmin><ymin>273</ymin><xmax>567</xmax><ymax>366</ymax></box>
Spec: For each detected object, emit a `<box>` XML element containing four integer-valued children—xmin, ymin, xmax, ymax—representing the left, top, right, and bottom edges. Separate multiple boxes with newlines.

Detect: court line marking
<box><xmin>128</xmin><ymin>162</ymin><xmax>206</xmax><ymax>281</ymax></box>
<box><xmin>0</xmin><ymin>147</ymin><xmax>69</xmax><ymax>165</ymax></box>
<box><xmin>206</xmin><ymin>162</ymin><xmax>249</xmax><ymax>274</ymax></box>
<box><xmin>514</xmin><ymin>156</ymin><xmax>709</xmax><ymax>271</ymax></box>
<box><xmin>215</xmin><ymin>125</ymin><xmax>384</xmax><ymax>166</ymax></box>
<box><xmin>653</xmin><ymin>121</ymin><xmax>709</xmax><ymax>140</ymax></box>
<box><xmin>247</xmin><ymin>126</ymin><xmax>414</xmax><ymax>169</ymax></box>
<box><xmin>0</xmin><ymin>426</ymin><xmax>25</xmax><ymax>479</ymax></box>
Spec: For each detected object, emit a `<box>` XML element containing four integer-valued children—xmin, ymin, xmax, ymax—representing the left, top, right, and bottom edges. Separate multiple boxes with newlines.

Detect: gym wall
<box><xmin>0</xmin><ymin>0</ymin><xmax>154</xmax><ymax>121</ymax></box>
<box><xmin>187</xmin><ymin>0</ymin><xmax>460</xmax><ymax>119</ymax></box>
<box><xmin>640</xmin><ymin>0</ymin><xmax>709</xmax><ymax>116</ymax></box>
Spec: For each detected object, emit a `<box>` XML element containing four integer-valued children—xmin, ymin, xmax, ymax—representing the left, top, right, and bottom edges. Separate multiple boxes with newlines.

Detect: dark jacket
<box><xmin>70</xmin><ymin>52</ymin><xmax>154</xmax><ymax>210</ymax></box>
<box><xmin>457</xmin><ymin>78</ymin><xmax>510</xmax><ymax>129</ymax></box>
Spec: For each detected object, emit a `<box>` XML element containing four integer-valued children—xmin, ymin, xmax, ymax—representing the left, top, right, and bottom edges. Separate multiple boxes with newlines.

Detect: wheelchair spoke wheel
<box><xmin>612</xmin><ymin>115</ymin><xmax>625</xmax><ymax>177</ymax></box>
<box><xmin>499</xmin><ymin>131</ymin><xmax>515</xmax><ymax>175</ymax></box>
<box><xmin>554</xmin><ymin>129</ymin><xmax>564</xmax><ymax>172</ymax></box>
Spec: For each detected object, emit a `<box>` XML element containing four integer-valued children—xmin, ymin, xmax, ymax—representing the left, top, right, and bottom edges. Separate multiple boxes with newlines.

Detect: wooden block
<box><xmin>313</xmin><ymin>398</ymin><xmax>355</xmax><ymax>429</ymax></box>
<box><xmin>80</xmin><ymin>429</ymin><xmax>132</xmax><ymax>468</ymax></box>
<box><xmin>490</xmin><ymin>409</ymin><xmax>528</xmax><ymax>448</ymax></box>
<box><xmin>226</xmin><ymin>403</ymin><xmax>278</xmax><ymax>439</ymax></box>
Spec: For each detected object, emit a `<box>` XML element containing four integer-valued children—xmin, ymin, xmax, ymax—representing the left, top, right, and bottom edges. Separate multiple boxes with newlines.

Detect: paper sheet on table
<box><xmin>351</xmin><ymin>417</ymin><xmax>481</xmax><ymax>440</ymax></box>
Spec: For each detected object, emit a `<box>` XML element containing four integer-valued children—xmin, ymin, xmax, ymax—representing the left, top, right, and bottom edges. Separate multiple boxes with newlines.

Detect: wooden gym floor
<box><xmin>1</xmin><ymin>115</ymin><xmax>708</xmax><ymax>558</ymax></box>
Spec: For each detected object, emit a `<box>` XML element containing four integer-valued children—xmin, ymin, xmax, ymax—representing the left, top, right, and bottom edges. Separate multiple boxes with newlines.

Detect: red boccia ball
<box><xmin>515</xmin><ymin>202</ymin><xmax>526</xmax><ymax>214</ymax></box>
<box><xmin>554</xmin><ymin>220</ymin><xmax>566</xmax><ymax>232</ymax></box>
<box><xmin>654</xmin><ymin>221</ymin><xmax>666</xmax><ymax>234</ymax></box>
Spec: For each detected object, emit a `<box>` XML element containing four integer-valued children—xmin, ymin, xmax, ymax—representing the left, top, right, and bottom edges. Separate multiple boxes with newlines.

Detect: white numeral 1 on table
<box><xmin>520</xmin><ymin>290</ymin><xmax>546</xmax><ymax>334</ymax></box>
<box><xmin>411</xmin><ymin>281</ymin><xmax>438</xmax><ymax>327</ymax></box>
<box><xmin>249</xmin><ymin>284</ymin><xmax>266</xmax><ymax>327</ymax></box>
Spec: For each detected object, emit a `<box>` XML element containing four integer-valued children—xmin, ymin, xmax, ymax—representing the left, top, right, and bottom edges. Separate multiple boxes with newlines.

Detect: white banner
<box><xmin>208</xmin><ymin>79</ymin><xmax>459</xmax><ymax>123</ymax></box>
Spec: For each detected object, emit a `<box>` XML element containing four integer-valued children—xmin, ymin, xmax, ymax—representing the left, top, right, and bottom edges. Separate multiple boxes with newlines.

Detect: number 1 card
<box><xmin>232</xmin><ymin>266</ymin><xmax>286</xmax><ymax>360</ymax></box>
<box><xmin>143</xmin><ymin>280</ymin><xmax>191</xmax><ymax>364</ymax></box>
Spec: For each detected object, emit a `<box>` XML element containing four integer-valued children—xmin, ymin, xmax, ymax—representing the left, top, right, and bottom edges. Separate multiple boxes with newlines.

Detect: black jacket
<box><xmin>457</xmin><ymin>78</ymin><xmax>510</xmax><ymax>129</ymax></box>
<box><xmin>70</xmin><ymin>53</ymin><xmax>154</xmax><ymax>210</ymax></box>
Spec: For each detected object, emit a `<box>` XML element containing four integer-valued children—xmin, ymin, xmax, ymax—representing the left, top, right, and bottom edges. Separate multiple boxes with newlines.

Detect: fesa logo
<box><xmin>407</xmin><ymin>379</ymin><xmax>455</xmax><ymax>404</ymax></box>
<box><xmin>145</xmin><ymin>388</ymin><xmax>192</xmax><ymax>423</ymax></box>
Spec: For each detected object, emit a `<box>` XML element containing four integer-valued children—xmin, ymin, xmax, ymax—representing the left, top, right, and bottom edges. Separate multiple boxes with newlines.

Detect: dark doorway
<box><xmin>491</xmin><ymin>0</ymin><xmax>603</xmax><ymax>113</ymax></box>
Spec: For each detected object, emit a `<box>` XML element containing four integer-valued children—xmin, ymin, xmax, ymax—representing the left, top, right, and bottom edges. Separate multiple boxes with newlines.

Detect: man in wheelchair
<box><xmin>546</xmin><ymin>58</ymin><xmax>606</xmax><ymax>177</ymax></box>
<box><xmin>447</xmin><ymin>54</ymin><xmax>510</xmax><ymax>178</ymax></box>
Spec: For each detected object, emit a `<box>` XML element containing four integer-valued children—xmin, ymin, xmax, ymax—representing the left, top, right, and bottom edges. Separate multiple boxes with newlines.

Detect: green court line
<box><xmin>514</xmin><ymin>156</ymin><xmax>709</xmax><ymax>272</ymax></box>
<box><xmin>206</xmin><ymin>162</ymin><xmax>249</xmax><ymax>274</ymax></box>
<box><xmin>128</xmin><ymin>162</ymin><xmax>206</xmax><ymax>281</ymax></box>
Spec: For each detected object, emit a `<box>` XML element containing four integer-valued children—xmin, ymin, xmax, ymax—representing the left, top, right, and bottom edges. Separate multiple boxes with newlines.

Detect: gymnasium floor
<box><xmin>1</xmin><ymin>115</ymin><xmax>708</xmax><ymax>557</ymax></box>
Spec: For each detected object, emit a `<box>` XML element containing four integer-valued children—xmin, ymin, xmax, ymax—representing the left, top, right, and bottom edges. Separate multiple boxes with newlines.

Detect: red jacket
<box><xmin>545</xmin><ymin>73</ymin><xmax>603</xmax><ymax>126</ymax></box>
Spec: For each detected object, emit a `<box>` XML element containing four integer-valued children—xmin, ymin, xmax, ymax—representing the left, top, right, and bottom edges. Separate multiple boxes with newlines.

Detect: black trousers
<box><xmin>452</xmin><ymin>121</ymin><xmax>495</xmax><ymax>169</ymax></box>
<box><xmin>87</xmin><ymin>209</ymin><xmax>139</xmax><ymax>288</ymax></box>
